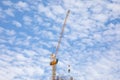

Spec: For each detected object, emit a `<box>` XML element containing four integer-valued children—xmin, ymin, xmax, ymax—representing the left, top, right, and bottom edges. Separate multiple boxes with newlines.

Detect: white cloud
<box><xmin>93</xmin><ymin>13</ymin><xmax>108</xmax><ymax>22</ymax></box>
<box><xmin>12</xmin><ymin>20</ymin><xmax>22</xmax><ymax>27</ymax></box>
<box><xmin>38</xmin><ymin>4</ymin><xmax>56</xmax><ymax>20</ymax></box>
<box><xmin>91</xmin><ymin>5</ymin><xmax>103</xmax><ymax>14</ymax></box>
<box><xmin>0</xmin><ymin>8</ymin><xmax>5</xmax><ymax>19</ymax></box>
<box><xmin>2</xmin><ymin>1</ymin><xmax>13</xmax><ymax>6</ymax></box>
<box><xmin>23</xmin><ymin>49</ymin><xmax>36</xmax><ymax>57</ymax></box>
<box><xmin>4</xmin><ymin>8</ymin><xmax>14</xmax><ymax>17</ymax></box>
<box><xmin>51</xmin><ymin>5</ymin><xmax>65</xmax><ymax>14</ymax></box>
<box><xmin>15</xmin><ymin>1</ymin><xmax>29</xmax><ymax>11</ymax></box>
<box><xmin>0</xmin><ymin>66</ymin><xmax>44</xmax><ymax>80</ymax></box>
<box><xmin>16</xmin><ymin>53</ymin><xmax>26</xmax><ymax>61</ymax></box>
<box><xmin>6</xmin><ymin>30</ymin><xmax>16</xmax><ymax>36</ymax></box>
<box><xmin>0</xmin><ymin>27</ymin><xmax>4</xmax><ymax>33</ymax></box>
<box><xmin>93</xmin><ymin>33</ymin><xmax>102</xmax><ymax>41</ymax></box>
<box><xmin>34</xmin><ymin>15</ymin><xmax>43</xmax><ymax>23</ymax></box>
<box><xmin>21</xmin><ymin>66</ymin><xmax>44</xmax><ymax>76</ymax></box>
<box><xmin>40</xmin><ymin>30</ymin><xmax>55</xmax><ymax>40</ymax></box>
<box><xmin>107</xmin><ymin>3</ymin><xmax>120</xmax><ymax>15</ymax></box>
<box><xmin>23</xmin><ymin>16</ymin><xmax>32</xmax><ymax>25</ymax></box>
<box><xmin>0</xmin><ymin>28</ymin><xmax>16</xmax><ymax>39</ymax></box>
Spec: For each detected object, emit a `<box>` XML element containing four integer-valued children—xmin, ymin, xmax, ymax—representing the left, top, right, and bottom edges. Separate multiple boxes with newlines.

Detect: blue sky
<box><xmin>0</xmin><ymin>0</ymin><xmax>120</xmax><ymax>80</ymax></box>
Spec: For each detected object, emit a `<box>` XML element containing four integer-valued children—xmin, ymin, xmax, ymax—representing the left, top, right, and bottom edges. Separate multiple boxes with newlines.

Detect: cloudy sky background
<box><xmin>0</xmin><ymin>0</ymin><xmax>120</xmax><ymax>80</ymax></box>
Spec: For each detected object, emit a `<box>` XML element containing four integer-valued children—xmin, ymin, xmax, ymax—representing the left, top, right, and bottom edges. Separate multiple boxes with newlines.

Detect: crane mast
<box><xmin>50</xmin><ymin>10</ymin><xmax>70</xmax><ymax>80</ymax></box>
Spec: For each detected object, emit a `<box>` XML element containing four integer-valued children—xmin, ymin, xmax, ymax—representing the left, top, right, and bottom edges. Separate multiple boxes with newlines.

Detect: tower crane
<box><xmin>50</xmin><ymin>10</ymin><xmax>70</xmax><ymax>80</ymax></box>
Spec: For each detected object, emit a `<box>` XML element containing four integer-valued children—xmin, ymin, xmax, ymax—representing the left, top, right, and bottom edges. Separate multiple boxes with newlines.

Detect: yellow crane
<box><xmin>50</xmin><ymin>10</ymin><xmax>70</xmax><ymax>80</ymax></box>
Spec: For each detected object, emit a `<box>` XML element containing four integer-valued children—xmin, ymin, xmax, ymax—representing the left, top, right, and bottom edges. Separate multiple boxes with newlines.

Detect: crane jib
<box><xmin>55</xmin><ymin>10</ymin><xmax>70</xmax><ymax>56</ymax></box>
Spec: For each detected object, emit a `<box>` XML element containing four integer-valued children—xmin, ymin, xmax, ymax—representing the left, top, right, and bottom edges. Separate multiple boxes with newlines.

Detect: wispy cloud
<box><xmin>12</xmin><ymin>20</ymin><xmax>22</xmax><ymax>27</ymax></box>
<box><xmin>2</xmin><ymin>1</ymin><xmax>13</xmax><ymax>6</ymax></box>
<box><xmin>15</xmin><ymin>1</ymin><xmax>30</xmax><ymax>11</ymax></box>
<box><xmin>4</xmin><ymin>8</ymin><xmax>14</xmax><ymax>17</ymax></box>
<box><xmin>23</xmin><ymin>16</ymin><xmax>32</xmax><ymax>25</ymax></box>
